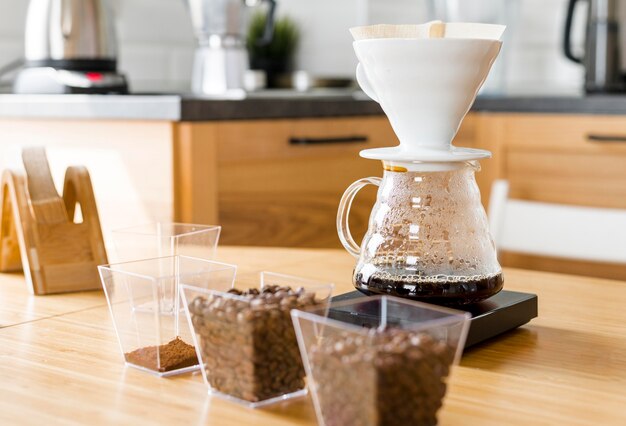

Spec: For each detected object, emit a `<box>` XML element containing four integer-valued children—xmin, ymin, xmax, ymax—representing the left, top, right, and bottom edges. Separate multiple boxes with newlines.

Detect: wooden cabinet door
<box><xmin>502</xmin><ymin>114</ymin><xmax>626</xmax><ymax>209</ymax></box>
<box><xmin>216</xmin><ymin>117</ymin><xmax>396</xmax><ymax>248</ymax></box>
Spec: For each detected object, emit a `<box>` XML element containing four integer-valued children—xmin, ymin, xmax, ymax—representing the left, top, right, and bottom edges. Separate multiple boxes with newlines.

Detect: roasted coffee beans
<box><xmin>188</xmin><ymin>285</ymin><xmax>322</xmax><ymax>402</ymax></box>
<box><xmin>309</xmin><ymin>328</ymin><xmax>456</xmax><ymax>426</ymax></box>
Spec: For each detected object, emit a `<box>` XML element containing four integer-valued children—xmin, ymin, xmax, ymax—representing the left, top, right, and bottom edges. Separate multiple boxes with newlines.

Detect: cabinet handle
<box><xmin>587</xmin><ymin>134</ymin><xmax>626</xmax><ymax>143</ymax></box>
<box><xmin>289</xmin><ymin>135</ymin><xmax>368</xmax><ymax>145</ymax></box>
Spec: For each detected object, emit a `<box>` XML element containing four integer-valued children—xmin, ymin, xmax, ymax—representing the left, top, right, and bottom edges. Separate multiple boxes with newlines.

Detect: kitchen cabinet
<box><xmin>173</xmin><ymin>112</ymin><xmax>626</xmax><ymax>279</ymax></box>
<box><xmin>492</xmin><ymin>114</ymin><xmax>626</xmax><ymax>209</ymax></box>
<box><xmin>174</xmin><ymin>116</ymin><xmax>476</xmax><ymax>248</ymax></box>
<box><xmin>466</xmin><ymin>113</ymin><xmax>626</xmax><ymax>280</ymax></box>
<box><xmin>2</xmin><ymin>109</ymin><xmax>625</xmax><ymax>279</ymax></box>
<box><xmin>175</xmin><ymin>117</ymin><xmax>395</xmax><ymax>247</ymax></box>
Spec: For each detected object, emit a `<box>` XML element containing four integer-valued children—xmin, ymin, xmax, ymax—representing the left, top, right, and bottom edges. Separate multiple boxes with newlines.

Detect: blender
<box><xmin>184</xmin><ymin>0</ymin><xmax>276</xmax><ymax>97</ymax></box>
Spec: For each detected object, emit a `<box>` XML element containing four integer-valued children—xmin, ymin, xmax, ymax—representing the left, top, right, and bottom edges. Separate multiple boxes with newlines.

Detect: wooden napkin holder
<box><xmin>0</xmin><ymin>147</ymin><xmax>107</xmax><ymax>295</ymax></box>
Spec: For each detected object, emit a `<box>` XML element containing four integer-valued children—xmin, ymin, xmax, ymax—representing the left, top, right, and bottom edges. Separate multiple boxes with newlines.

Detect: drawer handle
<box><xmin>587</xmin><ymin>134</ymin><xmax>626</xmax><ymax>143</ymax></box>
<box><xmin>289</xmin><ymin>136</ymin><xmax>368</xmax><ymax>145</ymax></box>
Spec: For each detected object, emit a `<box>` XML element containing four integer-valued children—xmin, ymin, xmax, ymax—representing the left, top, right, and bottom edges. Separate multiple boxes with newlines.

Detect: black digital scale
<box><xmin>330</xmin><ymin>290</ymin><xmax>538</xmax><ymax>348</ymax></box>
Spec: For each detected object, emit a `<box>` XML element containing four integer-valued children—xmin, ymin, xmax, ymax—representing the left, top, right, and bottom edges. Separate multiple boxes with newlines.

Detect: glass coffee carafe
<box><xmin>338</xmin><ymin>161</ymin><xmax>502</xmax><ymax>305</ymax></box>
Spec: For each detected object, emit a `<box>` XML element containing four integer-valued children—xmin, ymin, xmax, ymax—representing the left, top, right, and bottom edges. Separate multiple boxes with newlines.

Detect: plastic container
<box><xmin>291</xmin><ymin>295</ymin><xmax>470</xmax><ymax>426</ymax></box>
<box><xmin>110</xmin><ymin>223</ymin><xmax>221</xmax><ymax>313</ymax></box>
<box><xmin>111</xmin><ymin>222</ymin><xmax>221</xmax><ymax>263</ymax></box>
<box><xmin>181</xmin><ymin>272</ymin><xmax>334</xmax><ymax>408</ymax></box>
<box><xmin>98</xmin><ymin>255</ymin><xmax>237</xmax><ymax>377</ymax></box>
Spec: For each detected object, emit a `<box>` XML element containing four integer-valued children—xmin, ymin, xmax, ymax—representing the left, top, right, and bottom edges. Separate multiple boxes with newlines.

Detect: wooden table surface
<box><xmin>1</xmin><ymin>246</ymin><xmax>625</xmax><ymax>425</ymax></box>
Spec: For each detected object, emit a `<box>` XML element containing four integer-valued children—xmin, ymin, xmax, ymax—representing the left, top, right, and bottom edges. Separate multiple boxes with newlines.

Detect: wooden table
<box><xmin>1</xmin><ymin>246</ymin><xmax>625</xmax><ymax>425</ymax></box>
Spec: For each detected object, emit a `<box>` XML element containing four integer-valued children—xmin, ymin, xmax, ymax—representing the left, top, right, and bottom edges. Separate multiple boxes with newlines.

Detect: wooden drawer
<box><xmin>216</xmin><ymin>117</ymin><xmax>398</xmax><ymax>193</ymax></box>
<box><xmin>507</xmin><ymin>149</ymin><xmax>626</xmax><ymax>209</ymax></box>
<box><xmin>501</xmin><ymin>114</ymin><xmax>626</xmax><ymax>209</ymax></box>
<box><xmin>215</xmin><ymin>117</ymin><xmax>397</xmax><ymax>247</ymax></box>
<box><xmin>503</xmin><ymin>114</ymin><xmax>626</xmax><ymax>153</ymax></box>
<box><xmin>216</xmin><ymin>117</ymin><xmax>398</xmax><ymax>164</ymax></box>
<box><xmin>174</xmin><ymin>115</ymin><xmax>477</xmax><ymax>248</ymax></box>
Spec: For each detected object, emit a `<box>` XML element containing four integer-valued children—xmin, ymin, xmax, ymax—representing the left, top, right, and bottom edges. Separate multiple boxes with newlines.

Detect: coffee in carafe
<box><xmin>337</xmin><ymin>22</ymin><xmax>505</xmax><ymax>305</ymax></box>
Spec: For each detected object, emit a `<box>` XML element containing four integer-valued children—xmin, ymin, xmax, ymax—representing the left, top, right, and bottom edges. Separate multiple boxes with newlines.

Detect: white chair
<box><xmin>488</xmin><ymin>180</ymin><xmax>626</xmax><ymax>264</ymax></box>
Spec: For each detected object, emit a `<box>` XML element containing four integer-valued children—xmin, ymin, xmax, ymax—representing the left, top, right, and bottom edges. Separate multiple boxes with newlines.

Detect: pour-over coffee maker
<box><xmin>337</xmin><ymin>22</ymin><xmax>505</xmax><ymax>305</ymax></box>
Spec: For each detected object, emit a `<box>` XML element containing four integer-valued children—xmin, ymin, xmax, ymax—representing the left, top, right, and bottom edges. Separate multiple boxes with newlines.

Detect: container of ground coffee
<box><xmin>291</xmin><ymin>295</ymin><xmax>470</xmax><ymax>426</ymax></box>
<box><xmin>99</xmin><ymin>256</ymin><xmax>237</xmax><ymax>377</ymax></box>
<box><xmin>181</xmin><ymin>272</ymin><xmax>334</xmax><ymax>408</ymax></box>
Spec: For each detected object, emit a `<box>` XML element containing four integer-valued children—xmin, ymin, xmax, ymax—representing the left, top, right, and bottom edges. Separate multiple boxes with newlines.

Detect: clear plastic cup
<box><xmin>181</xmin><ymin>272</ymin><xmax>334</xmax><ymax>408</ymax></box>
<box><xmin>110</xmin><ymin>223</ymin><xmax>221</xmax><ymax>313</ymax></box>
<box><xmin>111</xmin><ymin>222</ymin><xmax>221</xmax><ymax>263</ymax></box>
<box><xmin>291</xmin><ymin>295</ymin><xmax>470</xmax><ymax>426</ymax></box>
<box><xmin>98</xmin><ymin>255</ymin><xmax>237</xmax><ymax>377</ymax></box>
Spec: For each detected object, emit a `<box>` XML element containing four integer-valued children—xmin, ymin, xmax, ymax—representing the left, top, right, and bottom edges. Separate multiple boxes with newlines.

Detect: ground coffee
<box><xmin>188</xmin><ymin>285</ymin><xmax>322</xmax><ymax>403</ymax></box>
<box><xmin>125</xmin><ymin>337</ymin><xmax>198</xmax><ymax>373</ymax></box>
<box><xmin>309</xmin><ymin>328</ymin><xmax>456</xmax><ymax>426</ymax></box>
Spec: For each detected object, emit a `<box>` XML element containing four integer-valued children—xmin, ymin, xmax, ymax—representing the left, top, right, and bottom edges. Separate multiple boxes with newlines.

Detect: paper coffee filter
<box><xmin>350</xmin><ymin>21</ymin><xmax>445</xmax><ymax>40</ymax></box>
<box><xmin>350</xmin><ymin>21</ymin><xmax>505</xmax><ymax>41</ymax></box>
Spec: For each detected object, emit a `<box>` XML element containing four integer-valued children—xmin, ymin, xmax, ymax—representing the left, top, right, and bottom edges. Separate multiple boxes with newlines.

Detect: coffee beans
<box><xmin>188</xmin><ymin>285</ymin><xmax>322</xmax><ymax>402</ymax></box>
<box><xmin>309</xmin><ymin>328</ymin><xmax>456</xmax><ymax>426</ymax></box>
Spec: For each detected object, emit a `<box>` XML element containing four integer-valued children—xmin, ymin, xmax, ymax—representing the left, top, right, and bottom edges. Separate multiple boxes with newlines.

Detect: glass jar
<box><xmin>337</xmin><ymin>161</ymin><xmax>502</xmax><ymax>305</ymax></box>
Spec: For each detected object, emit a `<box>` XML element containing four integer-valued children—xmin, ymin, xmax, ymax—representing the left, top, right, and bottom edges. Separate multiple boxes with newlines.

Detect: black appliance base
<box><xmin>329</xmin><ymin>290</ymin><xmax>538</xmax><ymax>348</ymax></box>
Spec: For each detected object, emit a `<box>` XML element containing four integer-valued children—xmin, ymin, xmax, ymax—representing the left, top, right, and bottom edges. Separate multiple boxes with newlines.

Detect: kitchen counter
<box><xmin>0</xmin><ymin>91</ymin><xmax>384</xmax><ymax>121</ymax></box>
<box><xmin>4</xmin><ymin>91</ymin><xmax>626</xmax><ymax>121</ymax></box>
<box><xmin>474</xmin><ymin>93</ymin><xmax>626</xmax><ymax>115</ymax></box>
<box><xmin>2</xmin><ymin>246</ymin><xmax>626</xmax><ymax>424</ymax></box>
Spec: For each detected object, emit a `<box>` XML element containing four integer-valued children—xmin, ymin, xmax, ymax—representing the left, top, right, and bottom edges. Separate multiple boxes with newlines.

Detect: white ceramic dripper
<box><xmin>352</xmin><ymin>22</ymin><xmax>505</xmax><ymax>164</ymax></box>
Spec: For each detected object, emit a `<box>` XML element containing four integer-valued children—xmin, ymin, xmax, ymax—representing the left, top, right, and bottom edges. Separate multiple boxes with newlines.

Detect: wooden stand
<box><xmin>0</xmin><ymin>147</ymin><xmax>107</xmax><ymax>295</ymax></box>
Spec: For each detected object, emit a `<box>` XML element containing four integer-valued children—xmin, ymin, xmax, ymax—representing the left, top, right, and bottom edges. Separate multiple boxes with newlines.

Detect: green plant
<box><xmin>247</xmin><ymin>13</ymin><xmax>300</xmax><ymax>63</ymax></box>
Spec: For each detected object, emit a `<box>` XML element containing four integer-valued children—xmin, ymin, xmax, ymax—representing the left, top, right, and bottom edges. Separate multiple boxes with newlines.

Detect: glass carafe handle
<box><xmin>337</xmin><ymin>177</ymin><xmax>381</xmax><ymax>258</ymax></box>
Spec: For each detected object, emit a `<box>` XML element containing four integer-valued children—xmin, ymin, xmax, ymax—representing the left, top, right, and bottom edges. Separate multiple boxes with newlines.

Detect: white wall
<box><xmin>503</xmin><ymin>0</ymin><xmax>585</xmax><ymax>93</ymax></box>
<box><xmin>366</xmin><ymin>0</ymin><xmax>585</xmax><ymax>93</ymax></box>
<box><xmin>0</xmin><ymin>0</ymin><xmax>585</xmax><ymax>93</ymax></box>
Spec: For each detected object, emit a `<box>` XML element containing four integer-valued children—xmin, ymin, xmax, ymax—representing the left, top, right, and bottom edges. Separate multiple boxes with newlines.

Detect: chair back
<box><xmin>488</xmin><ymin>179</ymin><xmax>626</xmax><ymax>264</ymax></box>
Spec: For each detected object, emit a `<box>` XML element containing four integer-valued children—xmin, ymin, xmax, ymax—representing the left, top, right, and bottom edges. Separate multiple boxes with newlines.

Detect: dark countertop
<box><xmin>1</xmin><ymin>90</ymin><xmax>626</xmax><ymax>121</ymax></box>
<box><xmin>473</xmin><ymin>94</ymin><xmax>626</xmax><ymax>115</ymax></box>
<box><xmin>181</xmin><ymin>93</ymin><xmax>384</xmax><ymax>121</ymax></box>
